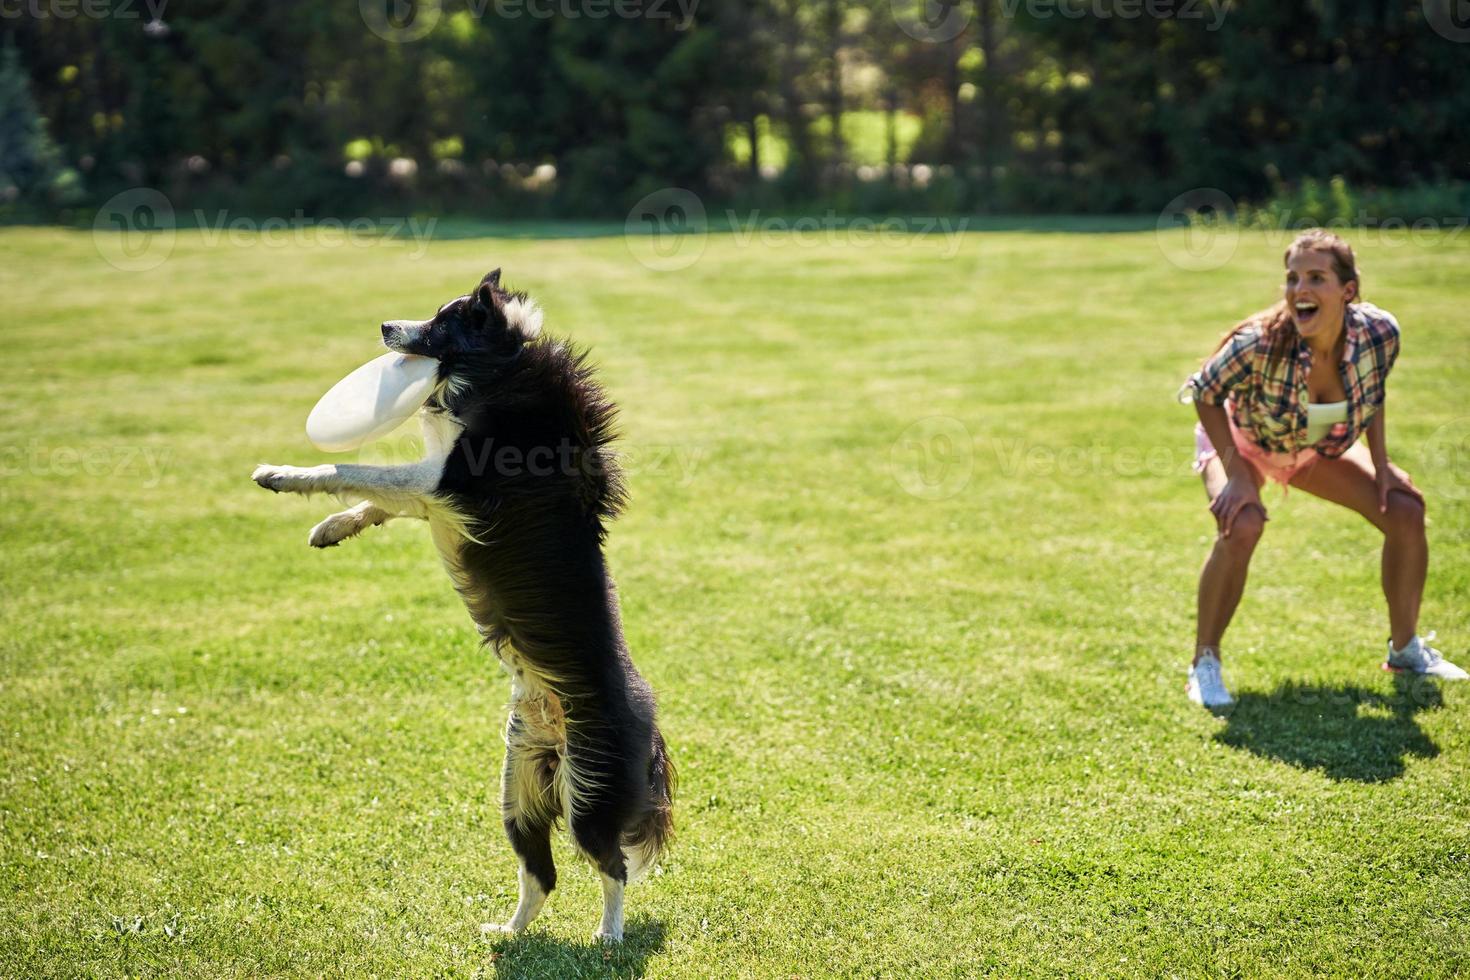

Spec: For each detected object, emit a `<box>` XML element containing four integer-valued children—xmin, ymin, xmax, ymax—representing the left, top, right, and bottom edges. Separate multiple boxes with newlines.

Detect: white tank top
<box><xmin>1306</xmin><ymin>400</ymin><xmax>1349</xmax><ymax>444</ymax></box>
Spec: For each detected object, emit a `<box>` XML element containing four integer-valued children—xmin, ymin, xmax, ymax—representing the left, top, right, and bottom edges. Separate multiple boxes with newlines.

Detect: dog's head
<box><xmin>380</xmin><ymin>269</ymin><xmax>542</xmax><ymax>363</ymax></box>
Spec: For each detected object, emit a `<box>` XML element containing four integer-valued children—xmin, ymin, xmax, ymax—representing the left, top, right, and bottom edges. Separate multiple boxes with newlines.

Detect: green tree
<box><xmin>0</xmin><ymin>43</ymin><xmax>79</xmax><ymax>206</ymax></box>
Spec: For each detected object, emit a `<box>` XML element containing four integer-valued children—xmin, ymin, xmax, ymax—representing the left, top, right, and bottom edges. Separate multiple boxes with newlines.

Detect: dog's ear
<box><xmin>477</xmin><ymin>268</ymin><xmax>502</xmax><ymax>303</ymax></box>
<box><xmin>471</xmin><ymin>269</ymin><xmax>509</xmax><ymax>334</ymax></box>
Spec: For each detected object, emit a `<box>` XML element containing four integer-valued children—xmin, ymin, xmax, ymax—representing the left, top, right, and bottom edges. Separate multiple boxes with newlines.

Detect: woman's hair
<box><xmin>1212</xmin><ymin>229</ymin><xmax>1362</xmax><ymax>367</ymax></box>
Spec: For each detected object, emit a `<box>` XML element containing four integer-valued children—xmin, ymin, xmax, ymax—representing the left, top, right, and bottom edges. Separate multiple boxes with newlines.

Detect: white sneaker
<box><xmin>1187</xmin><ymin>652</ymin><xmax>1235</xmax><ymax>708</ymax></box>
<box><xmin>1385</xmin><ymin>632</ymin><xmax>1469</xmax><ymax>680</ymax></box>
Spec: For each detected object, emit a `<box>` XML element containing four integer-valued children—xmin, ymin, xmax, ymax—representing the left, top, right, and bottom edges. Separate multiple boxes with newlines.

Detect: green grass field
<box><xmin>2</xmin><ymin>220</ymin><xmax>1468</xmax><ymax>978</ymax></box>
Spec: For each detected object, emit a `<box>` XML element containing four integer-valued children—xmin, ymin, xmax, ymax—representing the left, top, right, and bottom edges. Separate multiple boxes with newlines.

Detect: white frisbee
<box><xmin>305</xmin><ymin>352</ymin><xmax>439</xmax><ymax>453</ymax></box>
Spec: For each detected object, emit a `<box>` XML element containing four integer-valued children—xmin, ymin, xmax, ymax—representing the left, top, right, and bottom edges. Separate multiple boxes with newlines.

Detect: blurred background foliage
<box><xmin>2</xmin><ymin>0</ymin><xmax>1468</xmax><ymax>219</ymax></box>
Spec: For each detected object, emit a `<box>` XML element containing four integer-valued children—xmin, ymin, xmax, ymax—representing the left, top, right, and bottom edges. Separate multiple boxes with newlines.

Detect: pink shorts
<box><xmin>1193</xmin><ymin>418</ymin><xmax>1319</xmax><ymax>487</ymax></box>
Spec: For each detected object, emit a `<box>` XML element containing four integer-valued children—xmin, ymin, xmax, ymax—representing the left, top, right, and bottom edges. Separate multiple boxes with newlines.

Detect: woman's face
<box><xmin>1284</xmin><ymin>248</ymin><xmax>1356</xmax><ymax>343</ymax></box>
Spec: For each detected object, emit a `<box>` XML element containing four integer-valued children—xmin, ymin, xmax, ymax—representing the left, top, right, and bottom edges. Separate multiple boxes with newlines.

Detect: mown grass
<box><xmin>1</xmin><ymin>221</ymin><xmax>1468</xmax><ymax>978</ymax></box>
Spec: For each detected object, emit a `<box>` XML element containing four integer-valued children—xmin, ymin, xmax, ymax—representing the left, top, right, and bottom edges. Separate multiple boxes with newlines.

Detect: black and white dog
<box><xmin>251</xmin><ymin>270</ymin><xmax>674</xmax><ymax>942</ymax></box>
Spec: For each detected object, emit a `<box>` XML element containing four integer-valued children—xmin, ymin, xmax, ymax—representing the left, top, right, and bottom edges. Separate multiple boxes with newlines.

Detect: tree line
<box><xmin>4</xmin><ymin>0</ymin><xmax>1468</xmax><ymax>216</ymax></box>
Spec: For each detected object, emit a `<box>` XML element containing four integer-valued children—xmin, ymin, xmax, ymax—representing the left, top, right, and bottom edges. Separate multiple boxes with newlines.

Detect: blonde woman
<box><xmin>1180</xmin><ymin>229</ymin><xmax>1465</xmax><ymax>708</ymax></box>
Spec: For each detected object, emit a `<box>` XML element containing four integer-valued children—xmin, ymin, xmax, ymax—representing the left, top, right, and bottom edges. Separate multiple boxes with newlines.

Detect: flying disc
<box><xmin>305</xmin><ymin>352</ymin><xmax>439</xmax><ymax>452</ymax></box>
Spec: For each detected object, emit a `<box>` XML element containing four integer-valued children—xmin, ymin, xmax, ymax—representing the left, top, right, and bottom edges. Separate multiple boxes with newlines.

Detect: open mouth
<box><xmin>1293</xmin><ymin>300</ymin><xmax>1320</xmax><ymax>325</ymax></box>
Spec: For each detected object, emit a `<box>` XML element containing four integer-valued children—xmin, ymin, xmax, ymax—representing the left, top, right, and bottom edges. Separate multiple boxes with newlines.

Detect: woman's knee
<box><xmin>1382</xmin><ymin>491</ymin><xmax>1426</xmax><ymax>537</ymax></box>
<box><xmin>1223</xmin><ymin>506</ymin><xmax>1266</xmax><ymax>552</ymax></box>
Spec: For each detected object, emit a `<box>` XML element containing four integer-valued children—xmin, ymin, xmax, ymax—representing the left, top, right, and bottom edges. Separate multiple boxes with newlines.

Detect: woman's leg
<box><xmin>1288</xmin><ymin>443</ymin><xmax>1427</xmax><ymax>649</ymax></box>
<box><xmin>1195</xmin><ymin>456</ymin><xmax>1267</xmax><ymax>662</ymax></box>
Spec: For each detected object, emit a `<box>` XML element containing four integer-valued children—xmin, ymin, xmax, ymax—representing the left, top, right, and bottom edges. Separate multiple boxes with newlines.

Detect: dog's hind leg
<box><xmin>563</xmin><ymin>731</ymin><xmax>634</xmax><ymax>942</ymax></box>
<box><xmin>623</xmin><ymin>726</ymin><xmax>676</xmax><ymax>882</ymax></box>
<box><xmin>308</xmin><ymin>501</ymin><xmax>393</xmax><ymax>548</ymax></box>
<box><xmin>488</xmin><ymin>820</ymin><xmax>555</xmax><ymax>935</ymax></box>
<box><xmin>486</xmin><ymin>722</ymin><xmax>560</xmax><ymax>936</ymax></box>
<box><xmin>595</xmin><ymin>873</ymin><xmax>625</xmax><ymax>943</ymax></box>
<box><xmin>590</xmin><ymin>735</ymin><xmax>675</xmax><ymax>941</ymax></box>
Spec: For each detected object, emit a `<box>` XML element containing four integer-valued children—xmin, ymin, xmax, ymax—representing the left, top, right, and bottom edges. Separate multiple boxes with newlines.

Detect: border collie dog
<box><xmin>251</xmin><ymin>270</ymin><xmax>674</xmax><ymax>942</ymax></box>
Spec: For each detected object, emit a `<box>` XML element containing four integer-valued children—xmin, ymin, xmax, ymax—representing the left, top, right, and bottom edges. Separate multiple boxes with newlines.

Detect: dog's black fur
<box><xmin>254</xmin><ymin>269</ymin><xmax>673</xmax><ymax>939</ymax></box>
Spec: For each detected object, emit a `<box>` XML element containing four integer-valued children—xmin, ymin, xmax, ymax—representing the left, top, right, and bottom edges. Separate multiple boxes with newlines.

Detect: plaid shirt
<box><xmin>1179</xmin><ymin>302</ymin><xmax>1400</xmax><ymax>458</ymax></box>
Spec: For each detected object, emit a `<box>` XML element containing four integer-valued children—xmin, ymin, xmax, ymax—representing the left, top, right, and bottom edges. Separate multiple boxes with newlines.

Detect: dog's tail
<box><xmin>623</xmin><ymin>726</ymin><xmax>676</xmax><ymax>882</ymax></box>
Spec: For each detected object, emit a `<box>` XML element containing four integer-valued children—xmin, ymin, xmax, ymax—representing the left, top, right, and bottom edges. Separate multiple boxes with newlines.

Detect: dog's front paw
<box><xmin>479</xmin><ymin>922</ymin><xmax>519</xmax><ymax>937</ymax></box>
<box><xmin>252</xmin><ymin>464</ymin><xmax>325</xmax><ymax>495</ymax></box>
<box><xmin>308</xmin><ymin>523</ymin><xmax>342</xmax><ymax>548</ymax></box>
<box><xmin>593</xmin><ymin>926</ymin><xmax>624</xmax><ymax>943</ymax></box>
<box><xmin>308</xmin><ymin>512</ymin><xmax>358</xmax><ymax>548</ymax></box>
<box><xmin>252</xmin><ymin>464</ymin><xmax>293</xmax><ymax>493</ymax></box>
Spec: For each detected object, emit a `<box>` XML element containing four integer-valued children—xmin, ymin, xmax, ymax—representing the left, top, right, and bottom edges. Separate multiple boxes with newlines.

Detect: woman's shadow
<box><xmin>490</xmin><ymin>919</ymin><xmax>665</xmax><ymax>980</ymax></box>
<box><xmin>1215</xmin><ymin>673</ymin><xmax>1444</xmax><ymax>782</ymax></box>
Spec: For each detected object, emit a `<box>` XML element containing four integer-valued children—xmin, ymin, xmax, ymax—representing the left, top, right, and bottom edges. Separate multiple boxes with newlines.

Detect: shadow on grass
<box><xmin>1214</xmin><ymin>674</ymin><xmax>1444</xmax><ymax>782</ymax></box>
<box><xmin>490</xmin><ymin>919</ymin><xmax>665</xmax><ymax>979</ymax></box>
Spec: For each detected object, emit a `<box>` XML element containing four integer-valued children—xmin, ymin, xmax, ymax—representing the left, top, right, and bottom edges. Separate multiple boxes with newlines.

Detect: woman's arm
<box><xmin>1366</xmin><ymin>404</ymin><xmax>1389</xmax><ymax>484</ymax></box>
<box><xmin>1196</xmin><ymin>400</ymin><xmax>1262</xmax><ymax>536</ymax></box>
<box><xmin>1196</xmin><ymin>401</ymin><xmax>1251</xmax><ymax>483</ymax></box>
<box><xmin>1366</xmin><ymin>401</ymin><xmax>1424</xmax><ymax>512</ymax></box>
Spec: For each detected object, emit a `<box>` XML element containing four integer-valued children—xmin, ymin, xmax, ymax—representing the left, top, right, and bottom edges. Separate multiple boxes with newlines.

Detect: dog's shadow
<box><xmin>1214</xmin><ymin>674</ymin><xmax>1444</xmax><ymax>782</ymax></box>
<box><xmin>490</xmin><ymin>919</ymin><xmax>666</xmax><ymax>979</ymax></box>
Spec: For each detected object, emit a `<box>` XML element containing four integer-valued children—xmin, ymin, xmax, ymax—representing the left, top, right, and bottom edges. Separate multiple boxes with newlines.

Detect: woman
<box><xmin>1179</xmin><ymin>229</ymin><xmax>1465</xmax><ymax>708</ymax></box>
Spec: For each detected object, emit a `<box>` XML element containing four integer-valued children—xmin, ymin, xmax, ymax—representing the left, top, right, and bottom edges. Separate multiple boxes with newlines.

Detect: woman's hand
<box><xmin>1209</xmin><ymin>474</ymin><xmax>1265</xmax><ymax>538</ymax></box>
<box><xmin>1376</xmin><ymin>460</ymin><xmax>1423</xmax><ymax>513</ymax></box>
